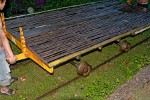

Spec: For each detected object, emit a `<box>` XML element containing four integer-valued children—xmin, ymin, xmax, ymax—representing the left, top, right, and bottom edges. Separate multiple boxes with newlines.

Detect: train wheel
<box><xmin>120</xmin><ymin>40</ymin><xmax>131</xmax><ymax>52</ymax></box>
<box><xmin>77</xmin><ymin>62</ymin><xmax>92</xmax><ymax>77</ymax></box>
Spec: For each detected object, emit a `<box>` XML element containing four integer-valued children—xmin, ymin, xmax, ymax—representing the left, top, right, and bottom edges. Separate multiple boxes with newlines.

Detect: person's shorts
<box><xmin>0</xmin><ymin>50</ymin><xmax>11</xmax><ymax>86</ymax></box>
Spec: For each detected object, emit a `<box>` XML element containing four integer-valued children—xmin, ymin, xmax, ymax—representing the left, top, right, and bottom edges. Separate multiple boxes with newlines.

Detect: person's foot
<box><xmin>0</xmin><ymin>87</ymin><xmax>15</xmax><ymax>95</ymax></box>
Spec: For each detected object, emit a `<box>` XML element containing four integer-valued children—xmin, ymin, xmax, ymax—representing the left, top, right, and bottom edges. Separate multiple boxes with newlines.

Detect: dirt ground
<box><xmin>106</xmin><ymin>65</ymin><xmax>150</xmax><ymax>100</ymax></box>
<box><xmin>132</xmin><ymin>82</ymin><xmax>150</xmax><ymax>100</ymax></box>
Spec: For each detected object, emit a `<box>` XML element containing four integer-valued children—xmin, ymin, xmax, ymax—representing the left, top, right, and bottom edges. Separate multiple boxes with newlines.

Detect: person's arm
<box><xmin>0</xmin><ymin>19</ymin><xmax>16</xmax><ymax>64</ymax></box>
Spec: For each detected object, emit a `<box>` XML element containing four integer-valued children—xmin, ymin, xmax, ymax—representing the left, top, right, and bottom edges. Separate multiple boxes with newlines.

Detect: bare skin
<box><xmin>0</xmin><ymin>19</ymin><xmax>16</xmax><ymax>63</ymax></box>
<box><xmin>0</xmin><ymin>0</ymin><xmax>17</xmax><ymax>95</ymax></box>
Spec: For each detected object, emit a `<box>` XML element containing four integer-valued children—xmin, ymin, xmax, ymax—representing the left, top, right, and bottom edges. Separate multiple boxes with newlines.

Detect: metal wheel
<box><xmin>77</xmin><ymin>62</ymin><xmax>92</xmax><ymax>77</ymax></box>
<box><xmin>120</xmin><ymin>40</ymin><xmax>131</xmax><ymax>52</ymax></box>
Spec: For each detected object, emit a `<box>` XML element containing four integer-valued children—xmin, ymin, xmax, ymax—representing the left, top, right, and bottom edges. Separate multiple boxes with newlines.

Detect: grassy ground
<box><xmin>1</xmin><ymin>29</ymin><xmax>149</xmax><ymax>100</ymax></box>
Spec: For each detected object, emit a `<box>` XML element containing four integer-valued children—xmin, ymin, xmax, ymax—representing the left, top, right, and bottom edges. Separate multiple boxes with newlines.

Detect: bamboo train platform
<box><xmin>1</xmin><ymin>0</ymin><xmax>150</xmax><ymax>76</ymax></box>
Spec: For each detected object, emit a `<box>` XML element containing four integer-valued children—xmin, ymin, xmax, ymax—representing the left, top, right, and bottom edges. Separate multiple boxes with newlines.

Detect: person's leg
<box><xmin>0</xmin><ymin>79</ymin><xmax>15</xmax><ymax>95</ymax></box>
<box><xmin>0</xmin><ymin>51</ymin><xmax>16</xmax><ymax>95</ymax></box>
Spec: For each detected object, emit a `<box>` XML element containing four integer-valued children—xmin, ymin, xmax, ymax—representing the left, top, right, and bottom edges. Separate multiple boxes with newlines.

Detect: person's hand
<box><xmin>6</xmin><ymin>55</ymin><xmax>17</xmax><ymax>64</ymax></box>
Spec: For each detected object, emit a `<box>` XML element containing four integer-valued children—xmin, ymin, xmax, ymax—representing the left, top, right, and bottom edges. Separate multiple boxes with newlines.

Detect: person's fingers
<box><xmin>6</xmin><ymin>58</ymin><xmax>10</xmax><ymax>64</ymax></box>
<box><xmin>6</xmin><ymin>57</ymin><xmax>16</xmax><ymax>64</ymax></box>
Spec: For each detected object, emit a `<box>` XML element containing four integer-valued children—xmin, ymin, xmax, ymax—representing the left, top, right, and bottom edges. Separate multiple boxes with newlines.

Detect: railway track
<box><xmin>35</xmin><ymin>36</ymin><xmax>150</xmax><ymax>100</ymax></box>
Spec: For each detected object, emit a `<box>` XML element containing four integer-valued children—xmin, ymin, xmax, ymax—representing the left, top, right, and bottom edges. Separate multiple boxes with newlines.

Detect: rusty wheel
<box><xmin>120</xmin><ymin>40</ymin><xmax>131</xmax><ymax>52</ymax></box>
<box><xmin>77</xmin><ymin>62</ymin><xmax>92</xmax><ymax>77</ymax></box>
